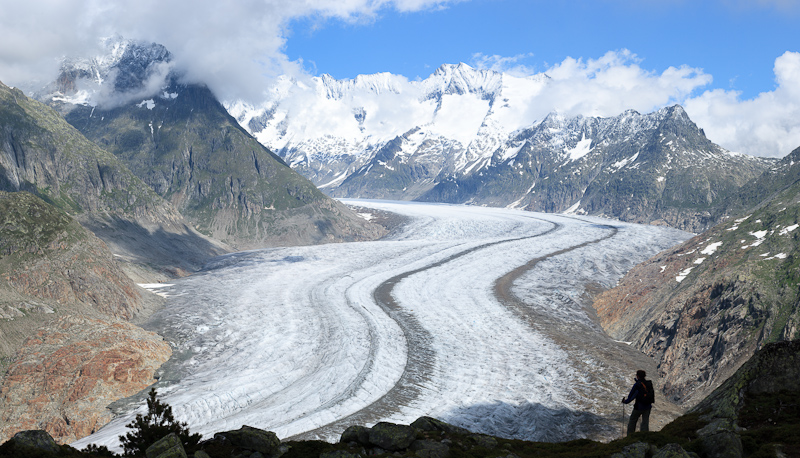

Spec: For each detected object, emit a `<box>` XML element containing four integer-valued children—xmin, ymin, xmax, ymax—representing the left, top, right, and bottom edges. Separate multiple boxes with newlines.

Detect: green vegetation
<box><xmin>738</xmin><ymin>390</ymin><xmax>800</xmax><ymax>457</ymax></box>
<box><xmin>62</xmin><ymin>83</ymin><xmax>351</xmax><ymax>247</ymax></box>
<box><xmin>118</xmin><ymin>388</ymin><xmax>201</xmax><ymax>457</ymax></box>
<box><xmin>0</xmin><ymin>191</ymin><xmax>85</xmax><ymax>269</ymax></box>
<box><xmin>0</xmin><ymin>81</ymin><xmax>171</xmax><ymax>222</ymax></box>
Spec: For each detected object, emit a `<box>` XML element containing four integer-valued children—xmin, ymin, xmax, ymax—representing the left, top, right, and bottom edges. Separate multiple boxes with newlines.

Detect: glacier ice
<box><xmin>73</xmin><ymin>201</ymin><xmax>689</xmax><ymax>450</ymax></box>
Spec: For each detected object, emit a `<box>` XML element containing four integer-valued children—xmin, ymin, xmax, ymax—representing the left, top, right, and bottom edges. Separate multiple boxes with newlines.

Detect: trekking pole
<box><xmin>621</xmin><ymin>402</ymin><xmax>625</xmax><ymax>438</ymax></box>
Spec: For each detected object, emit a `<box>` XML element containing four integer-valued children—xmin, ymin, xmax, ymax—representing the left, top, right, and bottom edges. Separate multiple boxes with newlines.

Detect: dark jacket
<box><xmin>623</xmin><ymin>378</ymin><xmax>652</xmax><ymax>410</ymax></box>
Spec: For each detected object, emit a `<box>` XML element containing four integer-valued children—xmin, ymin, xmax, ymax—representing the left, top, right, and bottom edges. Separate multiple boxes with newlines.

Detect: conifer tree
<box><xmin>119</xmin><ymin>388</ymin><xmax>201</xmax><ymax>457</ymax></box>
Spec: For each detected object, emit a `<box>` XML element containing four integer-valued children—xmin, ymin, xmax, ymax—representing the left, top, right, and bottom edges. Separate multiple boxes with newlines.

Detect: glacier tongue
<box><xmin>72</xmin><ymin>201</ymin><xmax>689</xmax><ymax>451</ymax></box>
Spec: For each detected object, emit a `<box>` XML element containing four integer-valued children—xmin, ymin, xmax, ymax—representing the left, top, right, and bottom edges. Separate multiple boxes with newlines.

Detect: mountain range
<box><xmin>231</xmin><ymin>63</ymin><xmax>772</xmax><ymax>232</ymax></box>
<box><xmin>592</xmin><ymin>145</ymin><xmax>800</xmax><ymax>408</ymax></box>
<box><xmin>37</xmin><ymin>39</ymin><xmax>384</xmax><ymax>252</ymax></box>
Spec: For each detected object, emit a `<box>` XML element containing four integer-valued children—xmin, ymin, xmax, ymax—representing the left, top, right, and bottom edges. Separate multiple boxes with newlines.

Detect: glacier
<box><xmin>72</xmin><ymin>201</ymin><xmax>689</xmax><ymax>451</ymax></box>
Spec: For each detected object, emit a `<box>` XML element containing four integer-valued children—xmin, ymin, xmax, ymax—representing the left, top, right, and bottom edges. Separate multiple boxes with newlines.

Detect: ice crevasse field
<box><xmin>73</xmin><ymin>200</ymin><xmax>690</xmax><ymax>450</ymax></box>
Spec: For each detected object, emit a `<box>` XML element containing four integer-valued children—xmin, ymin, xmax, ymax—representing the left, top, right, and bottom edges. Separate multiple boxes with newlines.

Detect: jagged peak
<box><xmin>316</xmin><ymin>72</ymin><xmax>407</xmax><ymax>99</ymax></box>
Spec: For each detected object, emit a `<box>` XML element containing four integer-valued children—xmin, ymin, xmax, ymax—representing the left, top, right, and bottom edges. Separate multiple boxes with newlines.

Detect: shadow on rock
<box><xmin>442</xmin><ymin>400</ymin><xmax>618</xmax><ymax>442</ymax></box>
<box><xmin>82</xmin><ymin>216</ymin><xmax>229</xmax><ymax>279</ymax></box>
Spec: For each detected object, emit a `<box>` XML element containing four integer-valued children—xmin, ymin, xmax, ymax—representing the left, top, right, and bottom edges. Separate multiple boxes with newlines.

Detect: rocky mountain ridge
<box><xmin>229</xmin><ymin>65</ymin><xmax>770</xmax><ymax>232</ymax></box>
<box><xmin>41</xmin><ymin>39</ymin><xmax>773</xmax><ymax>233</ymax></box>
<box><xmin>0</xmin><ymin>192</ymin><xmax>171</xmax><ymax>444</ymax></box>
<box><xmin>38</xmin><ymin>39</ymin><xmax>385</xmax><ymax>250</ymax></box>
<box><xmin>592</xmin><ymin>145</ymin><xmax>800</xmax><ymax>407</ymax></box>
<box><xmin>1</xmin><ymin>79</ymin><xmax>229</xmax><ymax>280</ymax></box>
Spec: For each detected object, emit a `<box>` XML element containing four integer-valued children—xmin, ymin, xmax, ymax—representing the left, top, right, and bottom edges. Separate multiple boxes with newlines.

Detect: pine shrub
<box><xmin>119</xmin><ymin>388</ymin><xmax>201</xmax><ymax>457</ymax></box>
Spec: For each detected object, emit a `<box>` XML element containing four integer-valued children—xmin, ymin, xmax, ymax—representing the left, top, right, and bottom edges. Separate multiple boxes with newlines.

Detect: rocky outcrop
<box><xmin>0</xmin><ymin>315</ymin><xmax>171</xmax><ymax>444</ymax></box>
<box><xmin>0</xmin><ymin>191</ymin><xmax>151</xmax><ymax>371</ymax></box>
<box><xmin>59</xmin><ymin>80</ymin><xmax>385</xmax><ymax>250</ymax></box>
<box><xmin>1</xmin><ymin>79</ymin><xmax>229</xmax><ymax>280</ymax></box>
<box><xmin>686</xmin><ymin>340</ymin><xmax>800</xmax><ymax>458</ymax></box>
<box><xmin>146</xmin><ymin>433</ymin><xmax>187</xmax><ymax>458</ymax></box>
<box><xmin>592</xmin><ymin>152</ymin><xmax>800</xmax><ymax>407</ymax></box>
<box><xmin>212</xmin><ymin>426</ymin><xmax>283</xmax><ymax>457</ymax></box>
<box><xmin>336</xmin><ymin>418</ymin><xmax>507</xmax><ymax>457</ymax></box>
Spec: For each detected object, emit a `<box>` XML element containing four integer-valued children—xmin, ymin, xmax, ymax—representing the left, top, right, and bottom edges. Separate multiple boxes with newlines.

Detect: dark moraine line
<box><xmin>290</xmin><ymin>217</ymin><xmax>562</xmax><ymax>440</ymax></box>
<box><xmin>494</xmin><ymin>220</ymin><xmax>619</xmax><ymax>320</ymax></box>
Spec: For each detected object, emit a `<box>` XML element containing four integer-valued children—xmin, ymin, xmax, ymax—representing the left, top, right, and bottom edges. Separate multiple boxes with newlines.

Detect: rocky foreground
<box><xmin>1</xmin><ymin>340</ymin><xmax>797</xmax><ymax>458</ymax></box>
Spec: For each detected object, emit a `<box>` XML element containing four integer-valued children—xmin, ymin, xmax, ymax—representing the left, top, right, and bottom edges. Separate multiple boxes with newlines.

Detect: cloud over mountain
<box><xmin>1</xmin><ymin>1</ymin><xmax>798</xmax><ymax>157</ymax></box>
<box><xmin>0</xmin><ymin>0</ymin><xmax>459</xmax><ymax>101</ymax></box>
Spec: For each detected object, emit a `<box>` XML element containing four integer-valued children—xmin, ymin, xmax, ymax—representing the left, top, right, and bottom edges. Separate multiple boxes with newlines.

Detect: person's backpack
<box><xmin>636</xmin><ymin>380</ymin><xmax>655</xmax><ymax>404</ymax></box>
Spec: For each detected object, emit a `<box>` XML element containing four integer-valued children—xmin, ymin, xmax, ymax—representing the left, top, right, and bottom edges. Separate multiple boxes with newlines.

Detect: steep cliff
<box><xmin>0</xmin><ymin>79</ymin><xmax>228</xmax><ymax>279</ymax></box>
<box><xmin>592</xmin><ymin>148</ymin><xmax>800</xmax><ymax>407</ymax></box>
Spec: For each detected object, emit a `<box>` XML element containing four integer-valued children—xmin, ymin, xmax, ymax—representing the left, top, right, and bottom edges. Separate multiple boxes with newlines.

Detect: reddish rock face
<box><xmin>0</xmin><ymin>315</ymin><xmax>171</xmax><ymax>444</ymax></box>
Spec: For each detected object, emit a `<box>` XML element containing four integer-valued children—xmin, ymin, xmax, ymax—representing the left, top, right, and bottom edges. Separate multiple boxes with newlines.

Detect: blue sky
<box><xmin>285</xmin><ymin>0</ymin><xmax>797</xmax><ymax>101</ymax></box>
<box><xmin>1</xmin><ymin>0</ymin><xmax>799</xmax><ymax>156</ymax></box>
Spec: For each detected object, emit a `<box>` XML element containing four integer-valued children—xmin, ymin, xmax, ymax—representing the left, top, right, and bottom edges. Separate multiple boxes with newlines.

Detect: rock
<box><xmin>698</xmin><ymin>431</ymin><xmax>743</xmax><ymax>458</ymax></box>
<box><xmin>146</xmin><ymin>433</ymin><xmax>187</xmax><ymax>458</ymax></box>
<box><xmin>320</xmin><ymin>451</ymin><xmax>361</xmax><ymax>458</ymax></box>
<box><xmin>410</xmin><ymin>417</ymin><xmax>470</xmax><ymax>435</ymax></box>
<box><xmin>368</xmin><ymin>422</ymin><xmax>417</xmax><ymax>451</ymax></box>
<box><xmin>611</xmin><ymin>442</ymin><xmax>657</xmax><ymax>458</ymax></box>
<box><xmin>0</xmin><ymin>191</ymin><xmax>149</xmax><ymax>366</ymax></box>
<box><xmin>467</xmin><ymin>434</ymin><xmax>497</xmax><ymax>449</ymax></box>
<box><xmin>9</xmin><ymin>430</ymin><xmax>60</xmax><ymax>454</ymax></box>
<box><xmin>214</xmin><ymin>425</ymin><xmax>282</xmax><ymax>457</ymax></box>
<box><xmin>410</xmin><ymin>439</ymin><xmax>450</xmax><ymax>458</ymax></box>
<box><xmin>653</xmin><ymin>443</ymin><xmax>694</xmax><ymax>458</ymax></box>
<box><xmin>193</xmin><ymin>451</ymin><xmax>212</xmax><ymax>458</ymax></box>
<box><xmin>340</xmin><ymin>425</ymin><xmax>371</xmax><ymax>445</ymax></box>
<box><xmin>0</xmin><ymin>315</ymin><xmax>171</xmax><ymax>444</ymax></box>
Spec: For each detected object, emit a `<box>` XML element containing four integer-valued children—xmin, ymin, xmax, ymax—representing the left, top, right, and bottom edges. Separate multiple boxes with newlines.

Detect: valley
<box><xmin>71</xmin><ymin>201</ymin><xmax>689</xmax><ymax>451</ymax></box>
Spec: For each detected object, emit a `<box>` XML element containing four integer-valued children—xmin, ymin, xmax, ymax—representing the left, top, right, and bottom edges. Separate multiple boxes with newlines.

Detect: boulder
<box><xmin>698</xmin><ymin>431</ymin><xmax>743</xmax><ymax>458</ymax></box>
<box><xmin>340</xmin><ymin>425</ymin><xmax>371</xmax><ymax>445</ymax></box>
<box><xmin>411</xmin><ymin>416</ymin><xmax>470</xmax><ymax>435</ymax></box>
<box><xmin>652</xmin><ymin>443</ymin><xmax>695</xmax><ymax>458</ymax></box>
<box><xmin>368</xmin><ymin>422</ymin><xmax>417</xmax><ymax>451</ymax></box>
<box><xmin>214</xmin><ymin>425</ymin><xmax>282</xmax><ymax>457</ymax></box>
<box><xmin>9</xmin><ymin>430</ymin><xmax>60</xmax><ymax>454</ymax></box>
<box><xmin>146</xmin><ymin>433</ymin><xmax>187</xmax><ymax>458</ymax></box>
<box><xmin>611</xmin><ymin>442</ymin><xmax>658</xmax><ymax>458</ymax></box>
<box><xmin>410</xmin><ymin>439</ymin><xmax>450</xmax><ymax>458</ymax></box>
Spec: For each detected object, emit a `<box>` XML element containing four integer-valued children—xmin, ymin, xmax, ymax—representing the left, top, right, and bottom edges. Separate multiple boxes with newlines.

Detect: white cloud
<box><xmin>683</xmin><ymin>51</ymin><xmax>800</xmax><ymax>157</ymax></box>
<box><xmin>471</xmin><ymin>52</ymin><xmax>536</xmax><ymax>77</ymax></box>
<box><xmin>0</xmin><ymin>0</ymin><xmax>460</xmax><ymax>101</ymax></box>
<box><xmin>525</xmin><ymin>50</ymin><xmax>712</xmax><ymax>119</ymax></box>
<box><xmin>476</xmin><ymin>49</ymin><xmax>800</xmax><ymax>158</ymax></box>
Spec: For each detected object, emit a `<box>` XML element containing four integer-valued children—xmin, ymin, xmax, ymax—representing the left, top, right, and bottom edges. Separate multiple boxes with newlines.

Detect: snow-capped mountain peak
<box><xmin>38</xmin><ymin>37</ymin><xmax>173</xmax><ymax>109</ymax></box>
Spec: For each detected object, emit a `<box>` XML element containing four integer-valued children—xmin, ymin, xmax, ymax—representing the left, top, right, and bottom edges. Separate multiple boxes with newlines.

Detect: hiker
<box><xmin>621</xmin><ymin>369</ymin><xmax>654</xmax><ymax>434</ymax></box>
